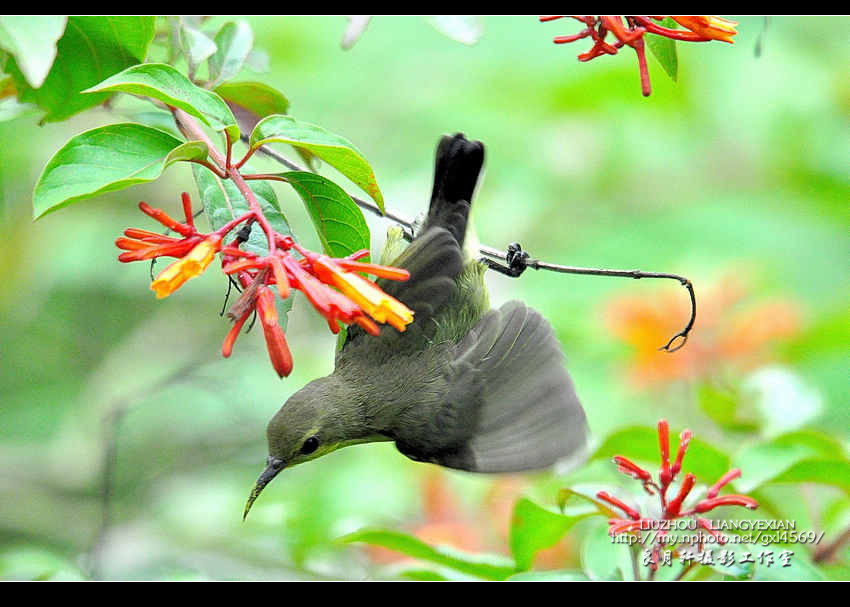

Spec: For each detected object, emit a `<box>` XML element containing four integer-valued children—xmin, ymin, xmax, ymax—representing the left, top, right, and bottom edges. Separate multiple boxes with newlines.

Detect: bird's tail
<box><xmin>424</xmin><ymin>133</ymin><xmax>485</xmax><ymax>248</ymax></box>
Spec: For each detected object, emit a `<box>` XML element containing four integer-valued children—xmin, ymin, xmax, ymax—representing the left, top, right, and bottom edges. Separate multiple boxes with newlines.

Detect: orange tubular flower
<box><xmin>150</xmin><ymin>234</ymin><xmax>223</xmax><ymax>298</ymax></box>
<box><xmin>256</xmin><ymin>287</ymin><xmax>293</xmax><ymax>378</ymax></box>
<box><xmin>221</xmin><ymin>310</ymin><xmax>251</xmax><ymax>358</ymax></box>
<box><xmin>311</xmin><ymin>255</ymin><xmax>414</xmax><ymax>331</ymax></box>
<box><xmin>118</xmin><ymin>195</ymin><xmax>414</xmax><ymax>378</ymax></box>
<box><xmin>116</xmin><ymin>235</ymin><xmax>200</xmax><ymax>262</ymax></box>
<box><xmin>671</xmin><ymin>16</ymin><xmax>738</xmax><ymax>43</ymax></box>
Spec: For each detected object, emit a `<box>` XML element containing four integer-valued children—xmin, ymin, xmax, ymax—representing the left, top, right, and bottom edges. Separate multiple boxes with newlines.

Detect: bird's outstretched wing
<box><xmin>433</xmin><ymin>300</ymin><xmax>588</xmax><ymax>472</ymax></box>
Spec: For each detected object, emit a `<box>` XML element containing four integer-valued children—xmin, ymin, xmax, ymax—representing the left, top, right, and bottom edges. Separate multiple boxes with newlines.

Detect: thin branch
<box><xmin>244</xmin><ymin>136</ymin><xmax>697</xmax><ymax>351</ymax></box>
<box><xmin>244</xmin><ymin>135</ymin><xmax>417</xmax><ymax>240</ymax></box>
<box><xmin>185</xmin><ymin>158</ymin><xmax>227</xmax><ymax>179</ymax></box>
<box><xmin>814</xmin><ymin>525</ymin><xmax>850</xmax><ymax>564</ymax></box>
<box><xmin>86</xmin><ymin>357</ymin><xmax>208</xmax><ymax>579</ymax></box>
<box><xmin>242</xmin><ymin>173</ymin><xmax>289</xmax><ymax>183</ymax></box>
<box><xmin>173</xmin><ymin>109</ymin><xmax>277</xmax><ymax>253</ymax></box>
<box><xmin>630</xmin><ymin>542</ymin><xmax>643</xmax><ymax>580</ymax></box>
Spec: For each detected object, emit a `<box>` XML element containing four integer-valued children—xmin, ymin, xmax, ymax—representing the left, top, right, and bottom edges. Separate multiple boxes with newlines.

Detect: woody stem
<box><xmin>171</xmin><ymin>108</ymin><xmax>277</xmax><ymax>254</ymax></box>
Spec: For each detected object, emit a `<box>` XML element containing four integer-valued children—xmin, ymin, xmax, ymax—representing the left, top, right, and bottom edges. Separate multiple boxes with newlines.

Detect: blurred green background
<box><xmin>0</xmin><ymin>16</ymin><xmax>847</xmax><ymax>580</ymax></box>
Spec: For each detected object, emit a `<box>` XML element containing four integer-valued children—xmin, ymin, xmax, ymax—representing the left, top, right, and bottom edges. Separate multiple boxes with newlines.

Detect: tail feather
<box><xmin>425</xmin><ymin>133</ymin><xmax>485</xmax><ymax>247</ymax></box>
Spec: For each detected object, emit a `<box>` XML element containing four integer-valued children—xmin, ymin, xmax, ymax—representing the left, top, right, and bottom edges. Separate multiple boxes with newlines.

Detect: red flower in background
<box><xmin>600</xmin><ymin>420</ymin><xmax>758</xmax><ymax>571</ymax></box>
<box><xmin>540</xmin><ymin>16</ymin><xmax>738</xmax><ymax>96</ymax></box>
<box><xmin>117</xmin><ymin>193</ymin><xmax>414</xmax><ymax>377</ymax></box>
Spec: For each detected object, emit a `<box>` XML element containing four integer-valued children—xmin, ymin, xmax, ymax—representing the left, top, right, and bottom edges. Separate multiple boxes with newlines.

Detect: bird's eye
<box><xmin>300</xmin><ymin>436</ymin><xmax>319</xmax><ymax>455</ymax></box>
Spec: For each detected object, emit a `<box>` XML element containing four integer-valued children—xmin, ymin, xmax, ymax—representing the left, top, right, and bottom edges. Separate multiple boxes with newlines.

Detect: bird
<box><xmin>243</xmin><ymin>133</ymin><xmax>588</xmax><ymax>519</ymax></box>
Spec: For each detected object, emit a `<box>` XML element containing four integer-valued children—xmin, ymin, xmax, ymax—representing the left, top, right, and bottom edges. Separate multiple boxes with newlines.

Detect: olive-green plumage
<box><xmin>244</xmin><ymin>134</ymin><xmax>588</xmax><ymax>519</ymax></box>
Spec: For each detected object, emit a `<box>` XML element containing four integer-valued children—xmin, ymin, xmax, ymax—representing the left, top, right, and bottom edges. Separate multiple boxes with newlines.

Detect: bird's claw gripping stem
<box><xmin>480</xmin><ymin>242</ymin><xmax>530</xmax><ymax>277</ymax></box>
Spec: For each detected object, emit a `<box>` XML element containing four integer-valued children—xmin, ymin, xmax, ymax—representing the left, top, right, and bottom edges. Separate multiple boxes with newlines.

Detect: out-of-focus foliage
<box><xmin>0</xmin><ymin>16</ymin><xmax>847</xmax><ymax>580</ymax></box>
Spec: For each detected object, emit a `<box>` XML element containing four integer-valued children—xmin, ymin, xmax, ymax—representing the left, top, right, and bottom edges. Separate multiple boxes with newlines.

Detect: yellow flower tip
<box><xmin>386</xmin><ymin>314</ymin><xmax>408</xmax><ymax>332</ymax></box>
<box><xmin>150</xmin><ymin>264</ymin><xmax>191</xmax><ymax>298</ymax></box>
<box><xmin>185</xmin><ymin>234</ymin><xmax>222</xmax><ymax>268</ymax></box>
<box><xmin>313</xmin><ymin>256</ymin><xmax>415</xmax><ymax>330</ymax></box>
<box><xmin>149</xmin><ymin>235</ymin><xmax>222</xmax><ymax>298</ymax></box>
<box><xmin>672</xmin><ymin>15</ymin><xmax>738</xmax><ymax>44</ymax></box>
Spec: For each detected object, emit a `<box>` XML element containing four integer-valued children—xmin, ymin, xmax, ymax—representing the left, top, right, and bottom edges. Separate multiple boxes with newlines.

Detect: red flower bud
<box><xmin>613</xmin><ymin>455</ymin><xmax>652</xmax><ymax>482</ymax></box>
<box><xmin>222</xmin><ymin>310</ymin><xmax>251</xmax><ymax>358</ymax></box>
<box><xmin>608</xmin><ymin>519</ymin><xmax>647</xmax><ymax>536</ymax></box>
<box><xmin>696</xmin><ymin>518</ymin><xmax>727</xmax><ymax>545</ymax></box>
<box><xmin>707</xmin><ymin>468</ymin><xmax>741</xmax><ymax>499</ymax></box>
<box><xmin>692</xmin><ymin>495</ymin><xmax>759</xmax><ymax>514</ymax></box>
<box><xmin>256</xmin><ymin>287</ymin><xmax>293</xmax><ymax>378</ymax></box>
<box><xmin>671</xmin><ymin>429</ymin><xmax>693</xmax><ymax>477</ymax></box>
<box><xmin>666</xmin><ymin>472</ymin><xmax>696</xmax><ymax>517</ymax></box>
<box><xmin>597</xmin><ymin>491</ymin><xmax>641</xmax><ymax>520</ymax></box>
<box><xmin>658</xmin><ymin>419</ymin><xmax>672</xmax><ymax>486</ymax></box>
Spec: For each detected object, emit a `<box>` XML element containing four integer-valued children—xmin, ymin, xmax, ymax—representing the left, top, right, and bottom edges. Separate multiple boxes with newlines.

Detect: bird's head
<box><xmin>242</xmin><ymin>375</ymin><xmax>367</xmax><ymax>520</ymax></box>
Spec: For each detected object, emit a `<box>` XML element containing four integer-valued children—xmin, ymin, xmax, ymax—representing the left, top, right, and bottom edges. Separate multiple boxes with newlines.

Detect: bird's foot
<box><xmin>480</xmin><ymin>242</ymin><xmax>530</xmax><ymax>277</ymax></box>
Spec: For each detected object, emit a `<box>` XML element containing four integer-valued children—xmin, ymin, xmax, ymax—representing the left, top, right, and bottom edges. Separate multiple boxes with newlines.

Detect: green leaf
<box><xmin>250</xmin><ymin>115</ymin><xmax>384</xmax><ymax>211</ymax></box>
<box><xmin>581</xmin><ymin>519</ymin><xmax>635</xmax><ymax>580</ymax></box>
<box><xmin>734</xmin><ymin>431</ymin><xmax>849</xmax><ymax>493</ymax></box>
<box><xmin>0</xmin><ymin>546</ymin><xmax>86</xmax><ymax>581</ymax></box>
<box><xmin>697</xmin><ymin>381</ymin><xmax>759</xmax><ymax>433</ymax></box>
<box><xmin>700</xmin><ymin>541</ymin><xmax>755</xmax><ymax>579</ymax></box>
<box><xmin>592</xmin><ymin>426</ymin><xmax>731</xmax><ymax>485</ymax></box>
<box><xmin>0</xmin><ymin>74</ymin><xmax>14</xmax><ymax>99</ymax></box>
<box><xmin>178</xmin><ymin>22</ymin><xmax>217</xmax><ymax>73</ymax></box>
<box><xmin>244</xmin><ymin>48</ymin><xmax>270</xmax><ymax>73</ymax></box>
<box><xmin>508</xmin><ymin>569</ymin><xmax>590</xmax><ymax>581</ymax></box>
<box><xmin>0</xmin><ymin>16</ymin><xmax>67</xmax><ymax>88</ymax></box>
<box><xmin>215</xmin><ymin>81</ymin><xmax>289</xmax><ymax>117</ymax></box>
<box><xmin>753</xmin><ymin>544</ymin><xmax>825</xmax><ymax>581</ymax></box>
<box><xmin>339</xmin><ymin>528</ymin><xmax>516</xmax><ymax>580</ymax></box>
<box><xmin>208</xmin><ymin>21</ymin><xmax>254</xmax><ymax>88</ymax></box>
<box><xmin>33</xmin><ymin>123</ymin><xmax>208</xmax><ymax>219</ymax></box>
<box><xmin>509</xmin><ymin>497</ymin><xmax>591</xmax><ymax>571</ymax></box>
<box><xmin>397</xmin><ymin>569</ymin><xmax>449</xmax><ymax>581</ymax></box>
<box><xmin>85</xmin><ymin>63</ymin><xmax>238</xmax><ymax>140</ymax></box>
<box><xmin>281</xmin><ymin>171</ymin><xmax>370</xmax><ymax>259</ymax></box>
<box><xmin>558</xmin><ymin>484</ymin><xmax>629</xmax><ymax>518</ymax></box>
<box><xmin>646</xmin><ymin>17</ymin><xmax>678</xmax><ymax>81</ymax></box>
<box><xmin>192</xmin><ymin>164</ymin><xmax>294</xmax><ymax>327</ymax></box>
<box><xmin>771</xmin><ymin>459</ymin><xmax>850</xmax><ymax>493</ymax></box>
<box><xmin>215</xmin><ymin>81</ymin><xmax>289</xmax><ymax>133</ymax></box>
<box><xmin>4</xmin><ymin>16</ymin><xmax>155</xmax><ymax>122</ymax></box>
<box><xmin>191</xmin><ymin>164</ymin><xmax>290</xmax><ymax>259</ymax></box>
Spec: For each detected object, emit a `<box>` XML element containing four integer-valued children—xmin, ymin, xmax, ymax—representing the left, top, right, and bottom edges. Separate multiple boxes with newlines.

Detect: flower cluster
<box><xmin>540</xmin><ymin>16</ymin><xmax>738</xmax><ymax>96</ymax></box>
<box><xmin>599</xmin><ymin>419</ymin><xmax>758</xmax><ymax>570</ymax></box>
<box><xmin>117</xmin><ymin>193</ymin><xmax>414</xmax><ymax>377</ymax></box>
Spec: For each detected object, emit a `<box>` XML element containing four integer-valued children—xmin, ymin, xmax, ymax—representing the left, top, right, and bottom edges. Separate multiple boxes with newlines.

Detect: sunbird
<box><xmin>244</xmin><ymin>133</ymin><xmax>588</xmax><ymax>519</ymax></box>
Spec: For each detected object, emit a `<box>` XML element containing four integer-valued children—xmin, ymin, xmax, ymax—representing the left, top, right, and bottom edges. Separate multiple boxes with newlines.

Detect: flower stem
<box><xmin>171</xmin><ymin>108</ymin><xmax>277</xmax><ymax>254</ymax></box>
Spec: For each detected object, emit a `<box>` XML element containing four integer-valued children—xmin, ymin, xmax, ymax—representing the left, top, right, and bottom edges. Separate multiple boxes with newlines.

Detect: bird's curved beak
<box><xmin>243</xmin><ymin>456</ymin><xmax>285</xmax><ymax>521</ymax></box>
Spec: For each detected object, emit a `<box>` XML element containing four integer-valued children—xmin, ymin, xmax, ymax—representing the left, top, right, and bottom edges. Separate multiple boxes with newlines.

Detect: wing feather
<box><xmin>438</xmin><ymin>301</ymin><xmax>588</xmax><ymax>472</ymax></box>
